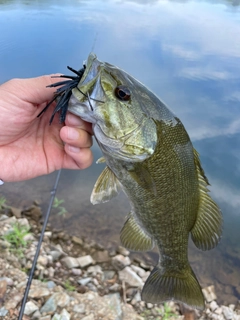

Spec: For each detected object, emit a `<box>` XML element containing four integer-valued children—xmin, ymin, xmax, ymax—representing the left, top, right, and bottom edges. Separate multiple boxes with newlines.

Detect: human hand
<box><xmin>0</xmin><ymin>75</ymin><xmax>93</xmax><ymax>182</ymax></box>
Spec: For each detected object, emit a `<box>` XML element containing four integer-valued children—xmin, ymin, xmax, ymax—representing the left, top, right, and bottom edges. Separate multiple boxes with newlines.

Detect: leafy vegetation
<box><xmin>140</xmin><ymin>303</ymin><xmax>176</xmax><ymax>320</ymax></box>
<box><xmin>53</xmin><ymin>197</ymin><xmax>68</xmax><ymax>217</ymax></box>
<box><xmin>2</xmin><ymin>222</ymin><xmax>31</xmax><ymax>256</ymax></box>
<box><xmin>0</xmin><ymin>196</ymin><xmax>7</xmax><ymax>209</ymax></box>
<box><xmin>64</xmin><ymin>280</ymin><xmax>75</xmax><ymax>292</ymax></box>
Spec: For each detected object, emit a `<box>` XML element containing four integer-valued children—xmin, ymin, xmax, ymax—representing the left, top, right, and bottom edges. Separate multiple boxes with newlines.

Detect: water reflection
<box><xmin>0</xmin><ymin>0</ymin><xmax>240</xmax><ymax>305</ymax></box>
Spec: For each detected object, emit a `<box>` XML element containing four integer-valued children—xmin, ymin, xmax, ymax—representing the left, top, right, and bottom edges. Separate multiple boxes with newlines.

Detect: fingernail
<box><xmin>67</xmin><ymin>113</ymin><xmax>83</xmax><ymax>126</ymax></box>
<box><xmin>67</xmin><ymin>145</ymin><xmax>81</xmax><ymax>153</ymax></box>
<box><xmin>67</xmin><ymin>127</ymin><xmax>79</xmax><ymax>140</ymax></box>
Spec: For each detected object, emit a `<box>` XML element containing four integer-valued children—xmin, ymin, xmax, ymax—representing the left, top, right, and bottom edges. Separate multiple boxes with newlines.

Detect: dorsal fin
<box><xmin>191</xmin><ymin>149</ymin><xmax>223</xmax><ymax>251</ymax></box>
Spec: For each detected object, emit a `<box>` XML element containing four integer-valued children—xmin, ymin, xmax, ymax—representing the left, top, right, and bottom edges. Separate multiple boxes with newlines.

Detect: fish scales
<box><xmin>40</xmin><ymin>53</ymin><xmax>223</xmax><ymax>310</ymax></box>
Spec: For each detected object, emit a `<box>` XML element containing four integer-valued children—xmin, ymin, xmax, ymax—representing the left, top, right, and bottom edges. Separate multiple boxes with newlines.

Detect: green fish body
<box><xmin>67</xmin><ymin>53</ymin><xmax>222</xmax><ymax>309</ymax></box>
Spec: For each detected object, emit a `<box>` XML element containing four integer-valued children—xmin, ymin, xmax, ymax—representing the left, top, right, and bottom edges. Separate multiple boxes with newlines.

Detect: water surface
<box><xmin>1</xmin><ymin>0</ymin><xmax>240</xmax><ymax>305</ymax></box>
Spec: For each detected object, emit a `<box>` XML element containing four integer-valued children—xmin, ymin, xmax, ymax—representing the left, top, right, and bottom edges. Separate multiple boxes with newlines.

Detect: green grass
<box><xmin>0</xmin><ymin>196</ymin><xmax>7</xmax><ymax>209</ymax></box>
<box><xmin>2</xmin><ymin>222</ymin><xmax>31</xmax><ymax>256</ymax></box>
<box><xmin>64</xmin><ymin>280</ymin><xmax>75</xmax><ymax>292</ymax></box>
<box><xmin>140</xmin><ymin>303</ymin><xmax>176</xmax><ymax>320</ymax></box>
<box><xmin>53</xmin><ymin>197</ymin><xmax>68</xmax><ymax>217</ymax></box>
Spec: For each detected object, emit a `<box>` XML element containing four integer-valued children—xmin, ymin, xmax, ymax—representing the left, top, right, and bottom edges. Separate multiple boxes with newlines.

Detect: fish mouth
<box><xmin>37</xmin><ymin>53</ymin><xmax>100</xmax><ymax>124</ymax></box>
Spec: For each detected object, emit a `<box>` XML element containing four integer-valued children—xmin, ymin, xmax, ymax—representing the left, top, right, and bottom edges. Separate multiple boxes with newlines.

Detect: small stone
<box><xmin>0</xmin><ymin>307</ymin><xmax>8</xmax><ymax>317</ymax></box>
<box><xmin>92</xmin><ymin>250</ymin><xmax>109</xmax><ymax>262</ymax></box>
<box><xmin>72</xmin><ymin>236</ymin><xmax>83</xmax><ymax>245</ymax></box>
<box><xmin>87</xmin><ymin>265</ymin><xmax>102</xmax><ymax>275</ymax></box>
<box><xmin>72</xmin><ymin>268</ymin><xmax>82</xmax><ymax>276</ymax></box>
<box><xmin>5</xmin><ymin>293</ymin><xmax>22</xmax><ymax>309</ymax></box>
<box><xmin>24</xmin><ymin>301</ymin><xmax>39</xmax><ymax>315</ymax></box>
<box><xmin>32</xmin><ymin>310</ymin><xmax>41</xmax><ymax>319</ymax></box>
<box><xmin>222</xmin><ymin>306</ymin><xmax>234</xmax><ymax>320</ymax></box>
<box><xmin>103</xmin><ymin>270</ymin><xmax>115</xmax><ymax>281</ymax></box>
<box><xmin>50</xmin><ymin>250</ymin><xmax>62</xmax><ymax>261</ymax></box>
<box><xmin>118</xmin><ymin>267</ymin><xmax>144</xmax><ymax>287</ymax></box>
<box><xmin>109</xmin><ymin>283</ymin><xmax>121</xmax><ymax>292</ymax></box>
<box><xmin>117</xmin><ymin>246</ymin><xmax>130</xmax><ymax>256</ymax></box>
<box><xmin>10</xmin><ymin>206</ymin><xmax>22</xmax><ymax>218</ymax></box>
<box><xmin>73</xmin><ymin>303</ymin><xmax>85</xmax><ymax>313</ymax></box>
<box><xmin>40</xmin><ymin>292</ymin><xmax>70</xmax><ymax>314</ymax></box>
<box><xmin>78</xmin><ymin>277</ymin><xmax>92</xmax><ymax>286</ymax></box>
<box><xmin>77</xmin><ymin>255</ymin><xmax>94</xmax><ymax>268</ymax></box>
<box><xmin>60</xmin><ymin>308</ymin><xmax>70</xmax><ymax>320</ymax></box>
<box><xmin>29</xmin><ymin>287</ymin><xmax>50</xmax><ymax>298</ymax></box>
<box><xmin>40</xmin><ymin>316</ymin><xmax>51</xmax><ymax>320</ymax></box>
<box><xmin>131</xmin><ymin>265</ymin><xmax>148</xmax><ymax>278</ymax></box>
<box><xmin>147</xmin><ymin>303</ymin><xmax>153</xmax><ymax>309</ymax></box>
<box><xmin>0</xmin><ymin>279</ymin><xmax>7</xmax><ymax>299</ymax></box>
<box><xmin>47</xmin><ymin>281</ymin><xmax>56</xmax><ymax>289</ymax></box>
<box><xmin>131</xmin><ymin>291</ymin><xmax>141</xmax><ymax>305</ymax></box>
<box><xmin>202</xmin><ymin>285</ymin><xmax>217</xmax><ymax>302</ymax></box>
<box><xmin>38</xmin><ymin>255</ymin><xmax>49</xmax><ymax>266</ymax></box>
<box><xmin>112</xmin><ymin>255</ymin><xmax>131</xmax><ymax>270</ymax></box>
<box><xmin>210</xmin><ymin>300</ymin><xmax>218</xmax><ymax>312</ymax></box>
<box><xmin>61</xmin><ymin>256</ymin><xmax>79</xmax><ymax>269</ymax></box>
<box><xmin>215</xmin><ymin>307</ymin><xmax>223</xmax><ymax>315</ymax></box>
<box><xmin>81</xmin><ymin>315</ymin><xmax>94</xmax><ymax>320</ymax></box>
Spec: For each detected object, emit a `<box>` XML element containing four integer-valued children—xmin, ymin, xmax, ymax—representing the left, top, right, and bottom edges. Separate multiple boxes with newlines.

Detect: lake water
<box><xmin>1</xmin><ymin>0</ymin><xmax>240</xmax><ymax>305</ymax></box>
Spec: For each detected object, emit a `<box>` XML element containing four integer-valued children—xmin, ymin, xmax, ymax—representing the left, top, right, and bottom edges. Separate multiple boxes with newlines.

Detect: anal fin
<box><xmin>120</xmin><ymin>213</ymin><xmax>154</xmax><ymax>251</ymax></box>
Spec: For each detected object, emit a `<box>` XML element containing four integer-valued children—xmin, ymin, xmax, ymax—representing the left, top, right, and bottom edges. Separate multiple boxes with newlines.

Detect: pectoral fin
<box><xmin>90</xmin><ymin>166</ymin><xmax>121</xmax><ymax>205</ymax></box>
<box><xmin>120</xmin><ymin>213</ymin><xmax>154</xmax><ymax>251</ymax></box>
<box><xmin>191</xmin><ymin>149</ymin><xmax>223</xmax><ymax>251</ymax></box>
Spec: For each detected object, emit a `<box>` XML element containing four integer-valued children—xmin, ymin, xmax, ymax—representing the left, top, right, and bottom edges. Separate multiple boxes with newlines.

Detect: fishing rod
<box><xmin>18</xmin><ymin>169</ymin><xmax>62</xmax><ymax>320</ymax></box>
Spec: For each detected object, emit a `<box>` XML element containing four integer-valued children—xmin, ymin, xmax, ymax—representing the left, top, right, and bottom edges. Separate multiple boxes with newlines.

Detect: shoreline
<box><xmin>0</xmin><ymin>202</ymin><xmax>239</xmax><ymax>320</ymax></box>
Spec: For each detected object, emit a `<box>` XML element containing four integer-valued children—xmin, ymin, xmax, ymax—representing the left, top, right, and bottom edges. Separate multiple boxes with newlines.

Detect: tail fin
<box><xmin>141</xmin><ymin>265</ymin><xmax>205</xmax><ymax>310</ymax></box>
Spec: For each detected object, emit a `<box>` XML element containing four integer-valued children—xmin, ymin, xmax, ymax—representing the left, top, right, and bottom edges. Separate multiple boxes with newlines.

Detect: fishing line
<box><xmin>18</xmin><ymin>169</ymin><xmax>62</xmax><ymax>320</ymax></box>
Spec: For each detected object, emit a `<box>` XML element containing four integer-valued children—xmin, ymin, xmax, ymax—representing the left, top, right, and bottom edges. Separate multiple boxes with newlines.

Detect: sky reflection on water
<box><xmin>0</xmin><ymin>0</ymin><xmax>240</xmax><ymax>304</ymax></box>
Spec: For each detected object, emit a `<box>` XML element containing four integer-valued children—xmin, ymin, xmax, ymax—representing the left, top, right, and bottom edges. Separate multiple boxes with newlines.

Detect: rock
<box><xmin>0</xmin><ymin>279</ymin><xmax>7</xmax><ymax>299</ymax></box>
<box><xmin>50</xmin><ymin>250</ymin><xmax>63</xmax><ymax>261</ymax></box>
<box><xmin>78</xmin><ymin>277</ymin><xmax>92</xmax><ymax>286</ymax></box>
<box><xmin>202</xmin><ymin>285</ymin><xmax>217</xmax><ymax>302</ymax></box>
<box><xmin>210</xmin><ymin>300</ymin><xmax>218</xmax><ymax>312</ymax></box>
<box><xmin>222</xmin><ymin>306</ymin><xmax>235</xmax><ymax>320</ymax></box>
<box><xmin>112</xmin><ymin>255</ymin><xmax>131</xmax><ymax>270</ymax></box>
<box><xmin>38</xmin><ymin>255</ymin><xmax>49</xmax><ymax>266</ymax></box>
<box><xmin>5</xmin><ymin>293</ymin><xmax>22</xmax><ymax>309</ymax></box>
<box><xmin>73</xmin><ymin>303</ymin><xmax>85</xmax><ymax>313</ymax></box>
<box><xmin>117</xmin><ymin>246</ymin><xmax>130</xmax><ymax>256</ymax></box>
<box><xmin>77</xmin><ymin>255</ymin><xmax>94</xmax><ymax>268</ymax></box>
<box><xmin>29</xmin><ymin>287</ymin><xmax>50</xmax><ymax>298</ymax></box>
<box><xmin>103</xmin><ymin>270</ymin><xmax>115</xmax><ymax>281</ymax></box>
<box><xmin>0</xmin><ymin>307</ymin><xmax>8</xmax><ymax>317</ymax></box>
<box><xmin>32</xmin><ymin>310</ymin><xmax>42</xmax><ymax>319</ymax></box>
<box><xmin>24</xmin><ymin>301</ymin><xmax>39</xmax><ymax>315</ymax></box>
<box><xmin>81</xmin><ymin>315</ymin><xmax>94</xmax><ymax>320</ymax></box>
<box><xmin>47</xmin><ymin>281</ymin><xmax>56</xmax><ymax>289</ymax></box>
<box><xmin>40</xmin><ymin>316</ymin><xmax>51</xmax><ymax>320</ymax></box>
<box><xmin>10</xmin><ymin>207</ymin><xmax>22</xmax><ymax>218</ymax></box>
<box><xmin>118</xmin><ymin>267</ymin><xmax>144</xmax><ymax>287</ymax></box>
<box><xmin>60</xmin><ymin>308</ymin><xmax>71</xmax><ymax>320</ymax></box>
<box><xmin>72</xmin><ymin>268</ymin><xmax>82</xmax><ymax>276</ymax></box>
<box><xmin>109</xmin><ymin>283</ymin><xmax>121</xmax><ymax>292</ymax></box>
<box><xmin>61</xmin><ymin>256</ymin><xmax>79</xmax><ymax>269</ymax></box>
<box><xmin>87</xmin><ymin>265</ymin><xmax>102</xmax><ymax>275</ymax></box>
<box><xmin>122</xmin><ymin>303</ymin><xmax>144</xmax><ymax>320</ymax></box>
<box><xmin>40</xmin><ymin>292</ymin><xmax>70</xmax><ymax>314</ymax></box>
<box><xmin>92</xmin><ymin>250</ymin><xmax>109</xmax><ymax>263</ymax></box>
<box><xmin>131</xmin><ymin>265</ymin><xmax>148</xmax><ymax>278</ymax></box>
<box><xmin>72</xmin><ymin>236</ymin><xmax>83</xmax><ymax>245</ymax></box>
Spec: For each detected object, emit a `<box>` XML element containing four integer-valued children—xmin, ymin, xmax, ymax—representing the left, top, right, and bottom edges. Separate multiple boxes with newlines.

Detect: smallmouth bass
<box><xmin>40</xmin><ymin>53</ymin><xmax>222</xmax><ymax>309</ymax></box>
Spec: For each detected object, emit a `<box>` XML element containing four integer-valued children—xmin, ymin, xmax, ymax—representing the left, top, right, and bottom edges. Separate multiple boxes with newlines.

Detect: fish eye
<box><xmin>115</xmin><ymin>85</ymin><xmax>131</xmax><ymax>101</ymax></box>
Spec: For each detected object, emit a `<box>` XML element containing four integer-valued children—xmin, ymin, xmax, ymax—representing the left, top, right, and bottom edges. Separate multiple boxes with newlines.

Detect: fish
<box><xmin>39</xmin><ymin>53</ymin><xmax>222</xmax><ymax>310</ymax></box>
